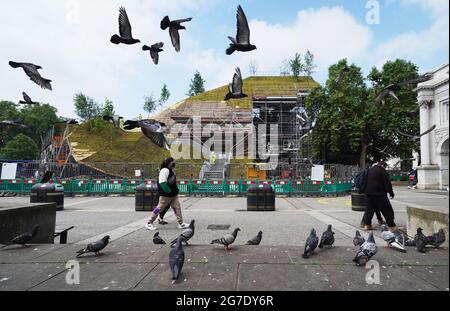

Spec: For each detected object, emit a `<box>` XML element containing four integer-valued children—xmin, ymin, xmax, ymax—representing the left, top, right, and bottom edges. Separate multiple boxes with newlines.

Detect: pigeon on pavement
<box><xmin>153</xmin><ymin>232</ymin><xmax>166</xmax><ymax>245</ymax></box>
<box><xmin>76</xmin><ymin>236</ymin><xmax>110</xmax><ymax>257</ymax></box>
<box><xmin>302</xmin><ymin>228</ymin><xmax>319</xmax><ymax>258</ymax></box>
<box><xmin>353</xmin><ymin>230</ymin><xmax>365</xmax><ymax>247</ymax></box>
<box><xmin>414</xmin><ymin>228</ymin><xmax>427</xmax><ymax>253</ymax></box>
<box><xmin>143</xmin><ymin>42</ymin><xmax>164</xmax><ymax>65</ymax></box>
<box><xmin>426</xmin><ymin>229</ymin><xmax>446</xmax><ymax>248</ymax></box>
<box><xmin>224</xmin><ymin>67</ymin><xmax>247</xmax><ymax>100</ymax></box>
<box><xmin>110</xmin><ymin>7</ymin><xmax>140</xmax><ymax>45</ymax></box>
<box><xmin>246</xmin><ymin>231</ymin><xmax>262</xmax><ymax>245</ymax></box>
<box><xmin>318</xmin><ymin>224</ymin><xmax>335</xmax><ymax>248</ymax></box>
<box><xmin>170</xmin><ymin>220</ymin><xmax>195</xmax><ymax>246</ymax></box>
<box><xmin>226</xmin><ymin>5</ymin><xmax>257</xmax><ymax>55</ymax></box>
<box><xmin>381</xmin><ymin>225</ymin><xmax>406</xmax><ymax>252</ymax></box>
<box><xmin>9</xmin><ymin>61</ymin><xmax>52</xmax><ymax>90</ymax></box>
<box><xmin>169</xmin><ymin>236</ymin><xmax>185</xmax><ymax>284</ymax></box>
<box><xmin>211</xmin><ymin>228</ymin><xmax>240</xmax><ymax>251</ymax></box>
<box><xmin>353</xmin><ymin>232</ymin><xmax>378</xmax><ymax>266</ymax></box>
<box><xmin>160</xmin><ymin>16</ymin><xmax>192</xmax><ymax>52</ymax></box>
<box><xmin>1</xmin><ymin>225</ymin><xmax>40</xmax><ymax>249</ymax></box>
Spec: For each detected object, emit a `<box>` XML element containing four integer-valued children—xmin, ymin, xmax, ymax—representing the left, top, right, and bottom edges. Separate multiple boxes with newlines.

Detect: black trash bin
<box><xmin>30</xmin><ymin>183</ymin><xmax>65</xmax><ymax>211</ymax></box>
<box><xmin>247</xmin><ymin>184</ymin><xmax>275</xmax><ymax>211</ymax></box>
<box><xmin>351</xmin><ymin>190</ymin><xmax>366</xmax><ymax>212</ymax></box>
<box><xmin>135</xmin><ymin>183</ymin><xmax>159</xmax><ymax>212</ymax></box>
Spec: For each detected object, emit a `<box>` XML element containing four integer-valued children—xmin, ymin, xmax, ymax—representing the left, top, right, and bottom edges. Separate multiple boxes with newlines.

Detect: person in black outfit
<box><xmin>362</xmin><ymin>161</ymin><xmax>397</xmax><ymax>231</ymax></box>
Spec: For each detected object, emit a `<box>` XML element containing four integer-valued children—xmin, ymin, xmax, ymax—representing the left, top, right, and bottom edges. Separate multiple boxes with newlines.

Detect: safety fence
<box><xmin>0</xmin><ymin>178</ymin><xmax>354</xmax><ymax>197</ymax></box>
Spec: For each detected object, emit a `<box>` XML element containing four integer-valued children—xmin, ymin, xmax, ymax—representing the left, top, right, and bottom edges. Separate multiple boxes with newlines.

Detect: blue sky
<box><xmin>1</xmin><ymin>0</ymin><xmax>448</xmax><ymax>119</ymax></box>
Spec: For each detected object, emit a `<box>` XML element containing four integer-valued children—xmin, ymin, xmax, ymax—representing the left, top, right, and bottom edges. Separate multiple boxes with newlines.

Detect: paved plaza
<box><xmin>0</xmin><ymin>187</ymin><xmax>448</xmax><ymax>291</ymax></box>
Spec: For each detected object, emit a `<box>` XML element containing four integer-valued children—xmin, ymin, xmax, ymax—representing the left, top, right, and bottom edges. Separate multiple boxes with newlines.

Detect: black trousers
<box><xmin>159</xmin><ymin>204</ymin><xmax>171</xmax><ymax>219</ymax></box>
<box><xmin>363</xmin><ymin>195</ymin><xmax>396</xmax><ymax>227</ymax></box>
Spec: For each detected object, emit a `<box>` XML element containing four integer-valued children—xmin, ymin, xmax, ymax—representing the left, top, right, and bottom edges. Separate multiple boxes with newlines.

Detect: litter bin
<box><xmin>30</xmin><ymin>183</ymin><xmax>65</xmax><ymax>211</ymax></box>
<box><xmin>135</xmin><ymin>183</ymin><xmax>159</xmax><ymax>211</ymax></box>
<box><xmin>351</xmin><ymin>190</ymin><xmax>366</xmax><ymax>212</ymax></box>
<box><xmin>247</xmin><ymin>184</ymin><xmax>275</xmax><ymax>211</ymax></box>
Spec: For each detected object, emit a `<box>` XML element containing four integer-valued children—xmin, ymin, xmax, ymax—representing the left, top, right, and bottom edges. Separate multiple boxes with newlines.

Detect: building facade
<box><xmin>416</xmin><ymin>64</ymin><xmax>449</xmax><ymax>190</ymax></box>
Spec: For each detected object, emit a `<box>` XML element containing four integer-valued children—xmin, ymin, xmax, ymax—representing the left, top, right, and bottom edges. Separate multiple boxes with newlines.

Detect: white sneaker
<box><xmin>145</xmin><ymin>222</ymin><xmax>157</xmax><ymax>231</ymax></box>
<box><xmin>178</xmin><ymin>223</ymin><xmax>189</xmax><ymax>229</ymax></box>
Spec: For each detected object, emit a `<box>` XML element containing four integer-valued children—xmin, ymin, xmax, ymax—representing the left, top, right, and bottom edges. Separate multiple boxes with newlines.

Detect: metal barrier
<box><xmin>0</xmin><ymin>178</ymin><xmax>354</xmax><ymax>197</ymax></box>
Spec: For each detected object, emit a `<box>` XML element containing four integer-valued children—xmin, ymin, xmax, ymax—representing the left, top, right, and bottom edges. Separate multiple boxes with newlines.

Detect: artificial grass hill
<box><xmin>186</xmin><ymin>76</ymin><xmax>319</xmax><ymax>108</ymax></box>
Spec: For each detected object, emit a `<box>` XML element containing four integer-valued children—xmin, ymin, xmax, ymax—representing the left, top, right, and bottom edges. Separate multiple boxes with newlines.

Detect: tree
<box><xmin>303</xmin><ymin>50</ymin><xmax>317</xmax><ymax>77</ymax></box>
<box><xmin>248</xmin><ymin>60</ymin><xmax>258</xmax><ymax>76</ymax></box>
<box><xmin>159</xmin><ymin>84</ymin><xmax>170</xmax><ymax>111</ymax></box>
<box><xmin>0</xmin><ymin>101</ymin><xmax>21</xmax><ymax>149</ymax></box>
<box><xmin>289</xmin><ymin>52</ymin><xmax>304</xmax><ymax>79</ymax></box>
<box><xmin>19</xmin><ymin>103</ymin><xmax>60</xmax><ymax>144</ymax></box>
<box><xmin>144</xmin><ymin>95</ymin><xmax>157</xmax><ymax>116</ymax></box>
<box><xmin>0</xmin><ymin>133</ymin><xmax>39</xmax><ymax>160</ymax></box>
<box><xmin>73</xmin><ymin>92</ymin><xmax>102</xmax><ymax>131</ymax></box>
<box><xmin>102</xmin><ymin>98</ymin><xmax>115</xmax><ymax>116</ymax></box>
<box><xmin>305</xmin><ymin>58</ymin><xmax>421</xmax><ymax>167</ymax></box>
<box><xmin>187</xmin><ymin>70</ymin><xmax>205</xmax><ymax>96</ymax></box>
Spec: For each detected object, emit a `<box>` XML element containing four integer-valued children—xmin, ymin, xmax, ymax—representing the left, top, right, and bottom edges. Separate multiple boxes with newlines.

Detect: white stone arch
<box><xmin>437</xmin><ymin>135</ymin><xmax>449</xmax><ymax>189</ymax></box>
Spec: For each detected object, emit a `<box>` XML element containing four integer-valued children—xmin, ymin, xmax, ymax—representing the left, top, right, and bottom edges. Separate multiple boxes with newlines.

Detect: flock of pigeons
<box><xmin>0</xmin><ymin>221</ymin><xmax>446</xmax><ymax>283</ymax></box>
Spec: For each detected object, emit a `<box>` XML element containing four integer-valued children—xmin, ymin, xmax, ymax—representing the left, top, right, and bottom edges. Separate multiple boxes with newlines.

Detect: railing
<box><xmin>0</xmin><ymin>178</ymin><xmax>354</xmax><ymax>197</ymax></box>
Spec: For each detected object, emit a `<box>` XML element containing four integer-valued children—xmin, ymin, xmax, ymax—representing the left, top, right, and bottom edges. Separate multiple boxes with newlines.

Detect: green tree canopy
<box><xmin>305</xmin><ymin>58</ymin><xmax>421</xmax><ymax>167</ymax></box>
<box><xmin>289</xmin><ymin>52</ymin><xmax>304</xmax><ymax>79</ymax></box>
<box><xmin>303</xmin><ymin>50</ymin><xmax>317</xmax><ymax>77</ymax></box>
<box><xmin>144</xmin><ymin>94</ymin><xmax>157</xmax><ymax>116</ymax></box>
<box><xmin>19</xmin><ymin>103</ymin><xmax>60</xmax><ymax>143</ymax></box>
<box><xmin>73</xmin><ymin>92</ymin><xmax>102</xmax><ymax>131</ymax></box>
<box><xmin>187</xmin><ymin>70</ymin><xmax>206</xmax><ymax>96</ymax></box>
<box><xmin>159</xmin><ymin>84</ymin><xmax>171</xmax><ymax>111</ymax></box>
<box><xmin>0</xmin><ymin>133</ymin><xmax>39</xmax><ymax>160</ymax></box>
<box><xmin>102</xmin><ymin>98</ymin><xmax>115</xmax><ymax>116</ymax></box>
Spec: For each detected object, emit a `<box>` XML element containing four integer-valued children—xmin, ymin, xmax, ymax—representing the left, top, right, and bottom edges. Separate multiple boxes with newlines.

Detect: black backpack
<box><xmin>354</xmin><ymin>168</ymin><xmax>369</xmax><ymax>193</ymax></box>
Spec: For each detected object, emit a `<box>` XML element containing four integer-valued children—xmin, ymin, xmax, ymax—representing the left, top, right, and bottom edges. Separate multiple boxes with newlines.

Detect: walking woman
<box><xmin>145</xmin><ymin>157</ymin><xmax>189</xmax><ymax>231</ymax></box>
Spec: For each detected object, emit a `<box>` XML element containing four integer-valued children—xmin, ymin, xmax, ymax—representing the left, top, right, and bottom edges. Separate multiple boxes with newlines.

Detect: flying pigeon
<box><xmin>374</xmin><ymin>74</ymin><xmax>433</xmax><ymax>104</ymax></box>
<box><xmin>169</xmin><ymin>236</ymin><xmax>185</xmax><ymax>284</ymax></box>
<box><xmin>353</xmin><ymin>232</ymin><xmax>378</xmax><ymax>266</ymax></box>
<box><xmin>110</xmin><ymin>7</ymin><xmax>141</xmax><ymax>45</ymax></box>
<box><xmin>302</xmin><ymin>228</ymin><xmax>319</xmax><ymax>258</ymax></box>
<box><xmin>142</xmin><ymin>42</ymin><xmax>164</xmax><ymax>65</ymax></box>
<box><xmin>9</xmin><ymin>61</ymin><xmax>52</xmax><ymax>91</ymax></box>
<box><xmin>160</xmin><ymin>16</ymin><xmax>192</xmax><ymax>52</ymax></box>
<box><xmin>318</xmin><ymin>224</ymin><xmax>335</xmax><ymax>249</ymax></box>
<box><xmin>380</xmin><ymin>225</ymin><xmax>406</xmax><ymax>252</ymax></box>
<box><xmin>398</xmin><ymin>125</ymin><xmax>436</xmax><ymax>141</ymax></box>
<box><xmin>414</xmin><ymin>228</ymin><xmax>427</xmax><ymax>253</ymax></box>
<box><xmin>353</xmin><ymin>230</ymin><xmax>365</xmax><ymax>247</ymax></box>
<box><xmin>40</xmin><ymin>171</ymin><xmax>54</xmax><ymax>184</ymax></box>
<box><xmin>170</xmin><ymin>220</ymin><xmax>195</xmax><ymax>246</ymax></box>
<box><xmin>226</xmin><ymin>5</ymin><xmax>257</xmax><ymax>55</ymax></box>
<box><xmin>224</xmin><ymin>67</ymin><xmax>247</xmax><ymax>100</ymax></box>
<box><xmin>123</xmin><ymin>119</ymin><xmax>170</xmax><ymax>150</ymax></box>
<box><xmin>19</xmin><ymin>92</ymin><xmax>39</xmax><ymax>105</ymax></box>
<box><xmin>426</xmin><ymin>229</ymin><xmax>446</xmax><ymax>248</ymax></box>
<box><xmin>76</xmin><ymin>236</ymin><xmax>110</xmax><ymax>257</ymax></box>
<box><xmin>335</xmin><ymin>64</ymin><xmax>350</xmax><ymax>82</ymax></box>
<box><xmin>58</xmin><ymin>118</ymin><xmax>78</xmax><ymax>125</ymax></box>
<box><xmin>103</xmin><ymin>115</ymin><xmax>123</xmax><ymax>129</ymax></box>
<box><xmin>211</xmin><ymin>228</ymin><xmax>240</xmax><ymax>251</ymax></box>
<box><xmin>1</xmin><ymin>225</ymin><xmax>40</xmax><ymax>249</ymax></box>
<box><xmin>246</xmin><ymin>231</ymin><xmax>262</xmax><ymax>245</ymax></box>
<box><xmin>153</xmin><ymin>232</ymin><xmax>166</xmax><ymax>245</ymax></box>
<box><xmin>0</xmin><ymin>120</ymin><xmax>26</xmax><ymax>128</ymax></box>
